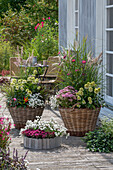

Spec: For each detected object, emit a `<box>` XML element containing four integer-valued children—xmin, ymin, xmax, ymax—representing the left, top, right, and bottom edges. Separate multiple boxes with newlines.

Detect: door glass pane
<box><xmin>106</xmin><ymin>54</ymin><xmax>113</xmax><ymax>74</ymax></box>
<box><xmin>75</xmin><ymin>0</ymin><xmax>78</xmax><ymax>10</ymax></box>
<box><xmin>107</xmin><ymin>8</ymin><xmax>113</xmax><ymax>28</ymax></box>
<box><xmin>107</xmin><ymin>0</ymin><xmax>113</xmax><ymax>5</ymax></box>
<box><xmin>106</xmin><ymin>76</ymin><xmax>113</xmax><ymax>97</ymax></box>
<box><xmin>106</xmin><ymin>31</ymin><xmax>113</xmax><ymax>51</ymax></box>
<box><xmin>75</xmin><ymin>13</ymin><xmax>78</xmax><ymax>26</ymax></box>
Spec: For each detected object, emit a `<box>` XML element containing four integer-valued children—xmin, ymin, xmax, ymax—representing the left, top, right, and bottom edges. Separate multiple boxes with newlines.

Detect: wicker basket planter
<box><xmin>8</xmin><ymin>106</ymin><xmax>44</xmax><ymax>129</ymax></box>
<box><xmin>59</xmin><ymin>107</ymin><xmax>100</xmax><ymax>137</ymax></box>
<box><xmin>24</xmin><ymin>136</ymin><xmax>62</xmax><ymax>150</ymax></box>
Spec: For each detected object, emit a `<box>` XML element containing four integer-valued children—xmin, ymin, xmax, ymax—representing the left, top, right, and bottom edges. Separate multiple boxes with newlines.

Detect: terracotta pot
<box><xmin>59</xmin><ymin>107</ymin><xmax>100</xmax><ymax>137</ymax></box>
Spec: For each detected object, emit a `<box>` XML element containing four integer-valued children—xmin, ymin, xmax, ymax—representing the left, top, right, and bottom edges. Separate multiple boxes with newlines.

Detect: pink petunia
<box><xmin>82</xmin><ymin>60</ymin><xmax>86</xmax><ymax>64</ymax></box>
<box><xmin>72</xmin><ymin>59</ymin><xmax>75</xmax><ymax>62</ymax></box>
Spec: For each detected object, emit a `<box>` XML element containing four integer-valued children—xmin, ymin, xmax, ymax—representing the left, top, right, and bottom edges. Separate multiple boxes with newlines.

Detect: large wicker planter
<box><xmin>24</xmin><ymin>136</ymin><xmax>62</xmax><ymax>150</ymax></box>
<box><xmin>59</xmin><ymin>108</ymin><xmax>100</xmax><ymax>137</ymax></box>
<box><xmin>8</xmin><ymin>106</ymin><xmax>44</xmax><ymax>129</ymax></box>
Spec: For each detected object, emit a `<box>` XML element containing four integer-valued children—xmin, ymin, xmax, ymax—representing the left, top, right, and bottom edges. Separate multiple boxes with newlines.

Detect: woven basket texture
<box><xmin>59</xmin><ymin>108</ymin><xmax>100</xmax><ymax>137</ymax></box>
<box><xmin>8</xmin><ymin>107</ymin><xmax>44</xmax><ymax>129</ymax></box>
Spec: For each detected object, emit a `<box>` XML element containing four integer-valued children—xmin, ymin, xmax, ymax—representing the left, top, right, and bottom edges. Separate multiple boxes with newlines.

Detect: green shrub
<box><xmin>0</xmin><ymin>39</ymin><xmax>15</xmax><ymax>72</ymax></box>
<box><xmin>1</xmin><ymin>7</ymin><xmax>35</xmax><ymax>47</ymax></box>
<box><xmin>83</xmin><ymin>118</ymin><xmax>113</xmax><ymax>153</ymax></box>
<box><xmin>23</xmin><ymin>19</ymin><xmax>58</xmax><ymax>61</ymax></box>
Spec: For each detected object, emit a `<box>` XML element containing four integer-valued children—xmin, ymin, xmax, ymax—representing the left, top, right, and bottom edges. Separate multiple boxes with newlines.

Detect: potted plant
<box><xmin>1</xmin><ymin>76</ymin><xmax>46</xmax><ymax>129</ymax></box>
<box><xmin>56</xmin><ymin>83</ymin><xmax>104</xmax><ymax>136</ymax></box>
<box><xmin>21</xmin><ymin>116</ymin><xmax>67</xmax><ymax>150</ymax></box>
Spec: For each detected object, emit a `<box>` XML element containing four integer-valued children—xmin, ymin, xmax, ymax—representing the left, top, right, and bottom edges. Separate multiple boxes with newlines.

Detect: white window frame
<box><xmin>105</xmin><ymin>0</ymin><xmax>113</xmax><ymax>105</ymax></box>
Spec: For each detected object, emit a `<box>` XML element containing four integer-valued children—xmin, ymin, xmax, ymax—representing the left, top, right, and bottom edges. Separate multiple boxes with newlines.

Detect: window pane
<box><xmin>106</xmin><ymin>76</ymin><xmax>113</xmax><ymax>97</ymax></box>
<box><xmin>106</xmin><ymin>31</ymin><xmax>113</xmax><ymax>51</ymax></box>
<box><xmin>75</xmin><ymin>13</ymin><xmax>78</xmax><ymax>26</ymax></box>
<box><xmin>75</xmin><ymin>0</ymin><xmax>78</xmax><ymax>10</ymax></box>
<box><xmin>75</xmin><ymin>28</ymin><xmax>79</xmax><ymax>41</ymax></box>
<box><xmin>107</xmin><ymin>0</ymin><xmax>113</xmax><ymax>5</ymax></box>
<box><xmin>106</xmin><ymin>54</ymin><xmax>113</xmax><ymax>74</ymax></box>
<box><xmin>107</xmin><ymin>8</ymin><xmax>113</xmax><ymax>28</ymax></box>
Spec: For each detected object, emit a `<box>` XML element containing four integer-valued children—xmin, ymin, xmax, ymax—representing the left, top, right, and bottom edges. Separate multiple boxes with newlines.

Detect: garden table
<box><xmin>19</xmin><ymin>64</ymin><xmax>48</xmax><ymax>80</ymax></box>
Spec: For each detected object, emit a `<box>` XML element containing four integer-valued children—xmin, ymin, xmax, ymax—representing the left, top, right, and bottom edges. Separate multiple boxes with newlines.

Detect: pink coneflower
<box><xmin>75</xmin><ymin>69</ymin><xmax>79</xmax><ymax>72</ymax></box>
<box><xmin>63</xmin><ymin>56</ymin><xmax>66</xmax><ymax>59</ymax></box>
<box><xmin>82</xmin><ymin>60</ymin><xmax>86</xmax><ymax>64</ymax></box>
<box><xmin>72</xmin><ymin>59</ymin><xmax>75</xmax><ymax>62</ymax></box>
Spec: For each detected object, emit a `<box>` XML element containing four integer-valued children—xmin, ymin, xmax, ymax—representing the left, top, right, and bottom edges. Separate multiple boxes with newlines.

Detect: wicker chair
<box><xmin>40</xmin><ymin>56</ymin><xmax>61</xmax><ymax>94</ymax></box>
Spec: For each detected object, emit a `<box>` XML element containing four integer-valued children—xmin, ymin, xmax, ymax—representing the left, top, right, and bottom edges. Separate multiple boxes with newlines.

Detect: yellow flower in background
<box><xmin>88</xmin><ymin>87</ymin><xmax>93</xmax><ymax>92</ymax></box>
<box><xmin>27</xmin><ymin>90</ymin><xmax>32</xmax><ymax>95</ymax></box>
<box><xmin>79</xmin><ymin>88</ymin><xmax>84</xmax><ymax>91</ymax></box>
<box><xmin>94</xmin><ymin>88</ymin><xmax>99</xmax><ymax>94</ymax></box>
<box><xmin>37</xmin><ymin>86</ymin><xmax>41</xmax><ymax>90</ymax></box>
<box><xmin>79</xmin><ymin>91</ymin><xmax>83</xmax><ymax>96</ymax></box>
<box><xmin>89</xmin><ymin>100</ymin><xmax>92</xmax><ymax>104</ymax></box>
<box><xmin>27</xmin><ymin>77</ymin><xmax>31</xmax><ymax>81</ymax></box>
<box><xmin>77</xmin><ymin>104</ymin><xmax>81</xmax><ymax>108</ymax></box>
<box><xmin>18</xmin><ymin>79</ymin><xmax>22</xmax><ymax>84</ymax></box>
<box><xmin>35</xmin><ymin>78</ymin><xmax>39</xmax><ymax>83</ymax></box>
<box><xmin>20</xmin><ymin>86</ymin><xmax>24</xmax><ymax>91</ymax></box>
<box><xmin>16</xmin><ymin>86</ymin><xmax>19</xmax><ymax>90</ymax></box>
<box><xmin>26</xmin><ymin>89</ymin><xmax>29</xmax><ymax>92</ymax></box>
<box><xmin>12</xmin><ymin>79</ymin><xmax>17</xmax><ymax>84</ymax></box>
<box><xmin>88</xmin><ymin>97</ymin><xmax>92</xmax><ymax>101</ymax></box>
<box><xmin>98</xmin><ymin>88</ymin><xmax>101</xmax><ymax>92</ymax></box>
<box><xmin>77</xmin><ymin>96</ymin><xmax>81</xmax><ymax>101</ymax></box>
<box><xmin>82</xmin><ymin>99</ymin><xmax>86</xmax><ymax>104</ymax></box>
<box><xmin>22</xmin><ymin>80</ymin><xmax>27</xmax><ymax>84</ymax></box>
<box><xmin>11</xmin><ymin>82</ymin><xmax>15</xmax><ymax>86</ymax></box>
<box><xmin>84</xmin><ymin>84</ymin><xmax>89</xmax><ymax>89</ymax></box>
<box><xmin>31</xmin><ymin>77</ymin><xmax>35</xmax><ymax>81</ymax></box>
<box><xmin>33</xmin><ymin>70</ymin><xmax>37</xmax><ymax>74</ymax></box>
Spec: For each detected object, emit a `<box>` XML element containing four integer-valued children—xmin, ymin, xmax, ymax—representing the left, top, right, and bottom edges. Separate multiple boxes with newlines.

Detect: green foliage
<box><xmin>23</xmin><ymin>19</ymin><xmax>58</xmax><ymax>60</ymax></box>
<box><xmin>0</xmin><ymin>0</ymin><xmax>26</xmax><ymax>17</ymax></box>
<box><xmin>1</xmin><ymin>7</ymin><xmax>35</xmax><ymax>47</ymax></box>
<box><xmin>25</xmin><ymin>0</ymin><xmax>58</xmax><ymax>29</ymax></box>
<box><xmin>83</xmin><ymin>118</ymin><xmax>113</xmax><ymax>153</ymax></box>
<box><xmin>0</xmin><ymin>39</ymin><xmax>15</xmax><ymax>72</ymax></box>
<box><xmin>58</xmin><ymin>38</ymin><xmax>102</xmax><ymax>90</ymax></box>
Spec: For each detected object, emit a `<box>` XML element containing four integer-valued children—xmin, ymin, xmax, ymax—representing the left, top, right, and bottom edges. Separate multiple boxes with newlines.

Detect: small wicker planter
<box><xmin>59</xmin><ymin>107</ymin><xmax>100</xmax><ymax>137</ymax></box>
<box><xmin>24</xmin><ymin>136</ymin><xmax>62</xmax><ymax>150</ymax></box>
<box><xmin>8</xmin><ymin>106</ymin><xmax>44</xmax><ymax>129</ymax></box>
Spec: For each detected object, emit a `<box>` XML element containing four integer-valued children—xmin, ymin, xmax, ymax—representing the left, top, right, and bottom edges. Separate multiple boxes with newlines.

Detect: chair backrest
<box><xmin>10</xmin><ymin>57</ymin><xmax>23</xmax><ymax>76</ymax></box>
<box><xmin>45</xmin><ymin>56</ymin><xmax>60</xmax><ymax>75</ymax></box>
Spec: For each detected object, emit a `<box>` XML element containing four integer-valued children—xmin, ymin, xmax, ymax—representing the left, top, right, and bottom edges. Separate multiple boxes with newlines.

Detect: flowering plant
<box><xmin>0</xmin><ymin>114</ymin><xmax>11</xmax><ymax>149</ymax></box>
<box><xmin>58</xmin><ymin>38</ymin><xmax>102</xmax><ymax>90</ymax></box>
<box><xmin>21</xmin><ymin>116</ymin><xmax>67</xmax><ymax>139</ymax></box>
<box><xmin>56</xmin><ymin>82</ymin><xmax>103</xmax><ymax>109</ymax></box>
<box><xmin>2</xmin><ymin>75</ymin><xmax>46</xmax><ymax>108</ymax></box>
<box><xmin>29</xmin><ymin>18</ymin><xmax>58</xmax><ymax>60</ymax></box>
